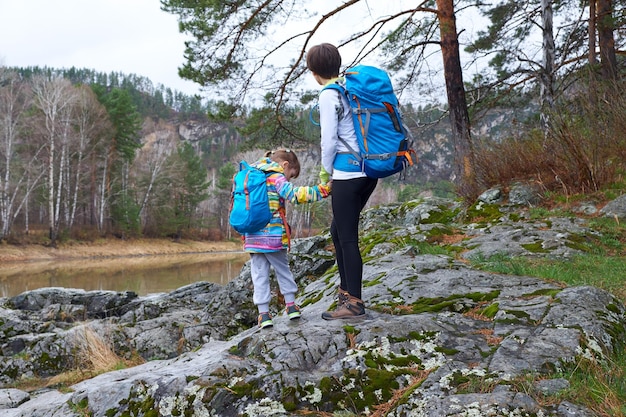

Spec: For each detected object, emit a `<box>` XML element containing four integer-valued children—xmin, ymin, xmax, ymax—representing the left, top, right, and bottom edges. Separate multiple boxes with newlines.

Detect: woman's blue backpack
<box><xmin>229</xmin><ymin>161</ymin><xmax>272</xmax><ymax>234</ymax></box>
<box><xmin>324</xmin><ymin>65</ymin><xmax>417</xmax><ymax>178</ymax></box>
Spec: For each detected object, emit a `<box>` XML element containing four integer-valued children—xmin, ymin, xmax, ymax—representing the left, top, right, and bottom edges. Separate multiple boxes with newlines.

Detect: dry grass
<box><xmin>472</xmin><ymin>328</ymin><xmax>503</xmax><ymax>346</ymax></box>
<box><xmin>55</xmin><ymin>326</ymin><xmax>144</xmax><ymax>387</ymax></box>
<box><xmin>464</xmin><ymin>305</ymin><xmax>494</xmax><ymax>322</ymax></box>
<box><xmin>73</xmin><ymin>327</ymin><xmax>126</xmax><ymax>372</ymax></box>
<box><xmin>475</xmin><ymin>80</ymin><xmax>626</xmax><ymax>196</ymax></box>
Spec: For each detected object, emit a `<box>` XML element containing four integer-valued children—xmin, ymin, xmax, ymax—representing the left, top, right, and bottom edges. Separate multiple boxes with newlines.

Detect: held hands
<box><xmin>318</xmin><ymin>182</ymin><xmax>332</xmax><ymax>198</ymax></box>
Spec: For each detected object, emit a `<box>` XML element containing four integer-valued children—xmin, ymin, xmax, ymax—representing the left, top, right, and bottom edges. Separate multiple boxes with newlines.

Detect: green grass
<box><xmin>556</xmin><ymin>345</ymin><xmax>626</xmax><ymax>417</ymax></box>
<box><xmin>470</xmin><ymin>253</ymin><xmax>626</xmax><ymax>302</ymax></box>
<box><xmin>470</xmin><ymin>252</ymin><xmax>626</xmax><ymax>416</ymax></box>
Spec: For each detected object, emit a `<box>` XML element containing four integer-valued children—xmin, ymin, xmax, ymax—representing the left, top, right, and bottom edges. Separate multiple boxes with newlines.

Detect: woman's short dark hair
<box><xmin>306</xmin><ymin>43</ymin><xmax>342</xmax><ymax>79</ymax></box>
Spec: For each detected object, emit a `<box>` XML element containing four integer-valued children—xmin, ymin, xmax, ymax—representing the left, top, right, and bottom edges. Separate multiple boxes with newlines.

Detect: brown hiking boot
<box><xmin>337</xmin><ymin>287</ymin><xmax>349</xmax><ymax>304</ymax></box>
<box><xmin>322</xmin><ymin>295</ymin><xmax>365</xmax><ymax>320</ymax></box>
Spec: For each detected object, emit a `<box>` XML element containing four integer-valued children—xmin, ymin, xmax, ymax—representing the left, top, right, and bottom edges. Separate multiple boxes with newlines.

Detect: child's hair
<box><xmin>306</xmin><ymin>43</ymin><xmax>341</xmax><ymax>79</ymax></box>
<box><xmin>265</xmin><ymin>149</ymin><xmax>301</xmax><ymax>178</ymax></box>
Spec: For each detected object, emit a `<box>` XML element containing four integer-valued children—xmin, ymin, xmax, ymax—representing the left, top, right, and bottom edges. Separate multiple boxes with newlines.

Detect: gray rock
<box><xmin>478</xmin><ymin>187</ymin><xmax>503</xmax><ymax>204</ymax></box>
<box><xmin>557</xmin><ymin>400</ymin><xmax>596</xmax><ymax>416</ymax></box>
<box><xmin>600</xmin><ymin>194</ymin><xmax>626</xmax><ymax>218</ymax></box>
<box><xmin>572</xmin><ymin>201</ymin><xmax>599</xmax><ymax>215</ymax></box>
<box><xmin>508</xmin><ymin>182</ymin><xmax>542</xmax><ymax>206</ymax></box>
<box><xmin>535</xmin><ymin>378</ymin><xmax>570</xmax><ymax>395</ymax></box>
<box><xmin>2</xmin><ymin>196</ymin><xmax>625</xmax><ymax>416</ymax></box>
<box><xmin>0</xmin><ymin>389</ymin><xmax>29</xmax><ymax>409</ymax></box>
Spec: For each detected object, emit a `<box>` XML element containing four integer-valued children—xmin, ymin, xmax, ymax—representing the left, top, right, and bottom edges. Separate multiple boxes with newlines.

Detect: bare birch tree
<box><xmin>132</xmin><ymin>121</ymin><xmax>177</xmax><ymax>227</ymax></box>
<box><xmin>67</xmin><ymin>86</ymin><xmax>111</xmax><ymax>229</ymax></box>
<box><xmin>31</xmin><ymin>76</ymin><xmax>77</xmax><ymax>245</ymax></box>
<box><xmin>0</xmin><ymin>69</ymin><xmax>45</xmax><ymax>240</ymax></box>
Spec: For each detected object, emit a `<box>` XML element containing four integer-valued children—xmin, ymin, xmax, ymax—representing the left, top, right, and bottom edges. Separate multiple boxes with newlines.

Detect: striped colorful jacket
<box><xmin>243</xmin><ymin>158</ymin><xmax>331</xmax><ymax>253</ymax></box>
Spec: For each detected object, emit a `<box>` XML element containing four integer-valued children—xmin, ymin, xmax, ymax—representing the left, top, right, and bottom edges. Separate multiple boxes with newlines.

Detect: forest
<box><xmin>0</xmin><ymin>0</ymin><xmax>624</xmax><ymax>246</ymax></box>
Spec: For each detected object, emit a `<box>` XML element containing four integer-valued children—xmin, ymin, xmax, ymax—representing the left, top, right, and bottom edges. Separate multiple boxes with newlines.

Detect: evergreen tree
<box><xmin>177</xmin><ymin>141</ymin><xmax>210</xmax><ymax>231</ymax></box>
<box><xmin>91</xmin><ymin>85</ymin><xmax>143</xmax><ymax>236</ymax></box>
<box><xmin>161</xmin><ymin>0</ymin><xmax>480</xmax><ymax>198</ymax></box>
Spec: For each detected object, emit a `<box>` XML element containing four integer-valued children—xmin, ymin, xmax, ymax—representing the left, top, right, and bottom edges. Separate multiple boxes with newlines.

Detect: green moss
<box><xmin>523</xmin><ymin>288</ymin><xmax>562</xmax><ymax>298</ymax></box>
<box><xmin>361</xmin><ymin>232</ymin><xmax>393</xmax><ymax>256</ymax></box>
<box><xmin>466</xmin><ymin>290</ymin><xmax>500</xmax><ymax>302</ymax></box>
<box><xmin>420</xmin><ymin>205</ymin><xmax>460</xmax><ymax>225</ymax></box>
<box><xmin>109</xmin><ymin>383</ymin><xmax>163</xmax><ymax>417</ymax></box>
<box><xmin>606</xmin><ymin>303</ymin><xmax>621</xmax><ymax>315</ymax></box>
<box><xmin>465</xmin><ymin>202</ymin><xmax>503</xmax><ymax>224</ymax></box>
<box><xmin>447</xmin><ymin>369</ymin><xmax>502</xmax><ymax>394</ymax></box>
<box><xmin>372</xmin><ymin>291</ymin><xmax>499</xmax><ymax>315</ymax></box>
<box><xmin>480</xmin><ymin>302</ymin><xmax>500</xmax><ymax>318</ymax></box>
<box><xmin>424</xmin><ymin>225</ymin><xmax>456</xmax><ymax>238</ymax></box>
<box><xmin>309</xmin><ymin>330</ymin><xmax>444</xmax><ymax>413</ymax></box>
<box><xmin>521</xmin><ymin>241</ymin><xmax>550</xmax><ymax>253</ymax></box>
<box><xmin>505</xmin><ymin>310</ymin><xmax>530</xmax><ymax>318</ymax></box>
<box><xmin>281</xmin><ymin>386</ymin><xmax>297</xmax><ymax>411</ymax></box>
<box><xmin>67</xmin><ymin>397</ymin><xmax>90</xmax><ymax>415</ymax></box>
<box><xmin>563</xmin><ymin>233</ymin><xmax>597</xmax><ymax>252</ymax></box>
<box><xmin>300</xmin><ymin>291</ymin><xmax>323</xmax><ymax>307</ymax></box>
<box><xmin>318</xmin><ymin>376</ymin><xmax>333</xmax><ymax>392</ymax></box>
<box><xmin>409</xmin><ymin>298</ymin><xmax>456</xmax><ymax>314</ymax></box>
<box><xmin>435</xmin><ymin>346</ymin><xmax>459</xmax><ymax>355</ymax></box>
<box><xmin>3</xmin><ymin>364</ymin><xmax>19</xmax><ymax>380</ymax></box>
<box><xmin>283</xmin><ymin>401</ymin><xmax>297</xmax><ymax>412</ymax></box>
<box><xmin>343</xmin><ymin>325</ymin><xmax>360</xmax><ymax>334</ymax></box>
<box><xmin>387</xmin><ymin>335</ymin><xmax>409</xmax><ymax>343</ymax></box>
<box><xmin>38</xmin><ymin>352</ymin><xmax>62</xmax><ymax>373</ymax></box>
<box><xmin>408</xmin><ymin>331</ymin><xmax>437</xmax><ymax>341</ymax></box>
<box><xmin>363</xmin><ymin>273</ymin><xmax>385</xmax><ymax>287</ymax></box>
<box><xmin>230</xmin><ymin>381</ymin><xmax>255</xmax><ymax>397</ymax></box>
<box><xmin>413</xmin><ymin>241</ymin><xmax>454</xmax><ymax>256</ymax></box>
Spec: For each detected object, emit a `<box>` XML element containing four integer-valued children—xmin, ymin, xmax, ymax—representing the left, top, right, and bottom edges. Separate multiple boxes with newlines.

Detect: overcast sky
<box><xmin>0</xmin><ymin>1</ymin><xmax>460</xmax><ymax>104</ymax></box>
<box><xmin>0</xmin><ymin>0</ymin><xmax>202</xmax><ymax>96</ymax></box>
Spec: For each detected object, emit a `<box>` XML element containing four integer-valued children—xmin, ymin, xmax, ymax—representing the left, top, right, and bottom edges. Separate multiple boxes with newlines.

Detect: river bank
<box><xmin>0</xmin><ymin>238</ymin><xmax>243</xmax><ymax>264</ymax></box>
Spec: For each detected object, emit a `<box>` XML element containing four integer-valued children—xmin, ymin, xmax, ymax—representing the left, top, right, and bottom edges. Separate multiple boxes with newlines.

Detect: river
<box><xmin>0</xmin><ymin>252</ymin><xmax>250</xmax><ymax>298</ymax></box>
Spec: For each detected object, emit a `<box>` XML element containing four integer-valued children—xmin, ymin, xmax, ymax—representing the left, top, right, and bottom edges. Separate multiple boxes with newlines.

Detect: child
<box><xmin>243</xmin><ymin>149</ymin><xmax>331</xmax><ymax>328</ymax></box>
<box><xmin>306</xmin><ymin>43</ymin><xmax>378</xmax><ymax>320</ymax></box>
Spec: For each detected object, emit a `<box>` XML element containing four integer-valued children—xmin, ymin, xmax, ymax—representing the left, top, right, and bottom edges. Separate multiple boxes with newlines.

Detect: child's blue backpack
<box><xmin>323</xmin><ymin>65</ymin><xmax>416</xmax><ymax>179</ymax></box>
<box><xmin>229</xmin><ymin>161</ymin><xmax>272</xmax><ymax>234</ymax></box>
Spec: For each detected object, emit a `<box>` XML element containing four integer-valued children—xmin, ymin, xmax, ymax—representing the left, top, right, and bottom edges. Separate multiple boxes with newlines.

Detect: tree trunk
<box><xmin>435</xmin><ymin>0</ymin><xmax>477</xmax><ymax>200</ymax></box>
<box><xmin>540</xmin><ymin>0</ymin><xmax>555</xmax><ymax>135</ymax></box>
<box><xmin>597</xmin><ymin>0</ymin><xmax>617</xmax><ymax>80</ymax></box>
<box><xmin>589</xmin><ymin>0</ymin><xmax>597</xmax><ymax>65</ymax></box>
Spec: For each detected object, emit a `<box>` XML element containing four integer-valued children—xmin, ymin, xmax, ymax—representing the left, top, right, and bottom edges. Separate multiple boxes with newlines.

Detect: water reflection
<box><xmin>0</xmin><ymin>252</ymin><xmax>250</xmax><ymax>298</ymax></box>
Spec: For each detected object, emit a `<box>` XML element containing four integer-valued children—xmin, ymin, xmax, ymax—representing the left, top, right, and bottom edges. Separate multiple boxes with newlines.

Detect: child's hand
<box><xmin>318</xmin><ymin>183</ymin><xmax>331</xmax><ymax>197</ymax></box>
<box><xmin>319</xmin><ymin>166</ymin><xmax>330</xmax><ymax>184</ymax></box>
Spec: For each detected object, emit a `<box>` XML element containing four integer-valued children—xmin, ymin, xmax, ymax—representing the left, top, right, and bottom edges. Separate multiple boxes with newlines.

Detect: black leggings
<box><xmin>330</xmin><ymin>177</ymin><xmax>378</xmax><ymax>300</ymax></box>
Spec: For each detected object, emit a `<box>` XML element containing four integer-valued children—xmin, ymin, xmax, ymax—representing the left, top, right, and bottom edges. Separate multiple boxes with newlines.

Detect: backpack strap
<box><xmin>323</xmin><ymin>83</ymin><xmax>364</xmax><ymax>168</ymax></box>
<box><xmin>264</xmin><ymin>171</ymin><xmax>291</xmax><ymax>249</ymax></box>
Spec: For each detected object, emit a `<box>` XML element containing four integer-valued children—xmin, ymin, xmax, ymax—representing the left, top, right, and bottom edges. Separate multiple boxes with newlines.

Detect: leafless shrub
<box><xmin>475</xmin><ymin>80</ymin><xmax>626</xmax><ymax>195</ymax></box>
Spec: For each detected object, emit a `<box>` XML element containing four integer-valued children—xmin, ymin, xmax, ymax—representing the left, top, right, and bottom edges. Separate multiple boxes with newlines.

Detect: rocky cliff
<box><xmin>1</xmin><ymin>192</ymin><xmax>625</xmax><ymax>416</ymax></box>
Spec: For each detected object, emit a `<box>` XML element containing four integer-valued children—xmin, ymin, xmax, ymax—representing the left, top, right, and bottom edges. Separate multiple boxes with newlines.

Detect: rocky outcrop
<box><xmin>1</xmin><ymin>196</ymin><xmax>625</xmax><ymax>416</ymax></box>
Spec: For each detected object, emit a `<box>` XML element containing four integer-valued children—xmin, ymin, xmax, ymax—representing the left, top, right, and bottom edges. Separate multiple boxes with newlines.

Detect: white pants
<box><xmin>250</xmin><ymin>250</ymin><xmax>298</xmax><ymax>313</ymax></box>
